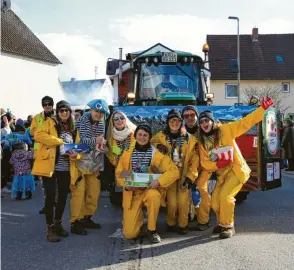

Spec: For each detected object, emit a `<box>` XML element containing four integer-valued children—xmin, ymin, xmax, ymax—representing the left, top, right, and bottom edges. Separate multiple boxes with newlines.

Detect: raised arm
<box><xmin>226</xmin><ymin>97</ymin><xmax>274</xmax><ymax>139</ymax></box>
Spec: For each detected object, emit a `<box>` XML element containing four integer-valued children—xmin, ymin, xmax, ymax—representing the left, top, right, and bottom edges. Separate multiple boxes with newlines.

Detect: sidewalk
<box><xmin>282</xmin><ymin>168</ymin><xmax>294</xmax><ymax>179</ymax></box>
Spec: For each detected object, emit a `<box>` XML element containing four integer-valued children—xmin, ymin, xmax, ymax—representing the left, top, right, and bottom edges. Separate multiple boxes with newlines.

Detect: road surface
<box><xmin>1</xmin><ymin>172</ymin><xmax>294</xmax><ymax>270</ymax></box>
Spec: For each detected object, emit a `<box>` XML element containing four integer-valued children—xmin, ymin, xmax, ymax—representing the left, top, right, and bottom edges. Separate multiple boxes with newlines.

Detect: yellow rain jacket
<box><xmin>115</xmin><ymin>147</ymin><xmax>180</xmax><ymax>210</ymax></box>
<box><xmin>199</xmin><ymin>106</ymin><xmax>266</xmax><ymax>184</ymax></box>
<box><xmin>151</xmin><ymin>131</ymin><xmax>199</xmax><ymax>183</ymax></box>
<box><xmin>32</xmin><ymin>118</ymin><xmax>80</xmax><ymax>178</ymax></box>
<box><xmin>107</xmin><ymin>133</ymin><xmax>136</xmax><ymax>167</ymax></box>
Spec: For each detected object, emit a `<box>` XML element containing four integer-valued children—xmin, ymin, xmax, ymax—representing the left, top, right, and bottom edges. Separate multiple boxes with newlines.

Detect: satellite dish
<box><xmin>1</xmin><ymin>0</ymin><xmax>11</xmax><ymax>12</ymax></box>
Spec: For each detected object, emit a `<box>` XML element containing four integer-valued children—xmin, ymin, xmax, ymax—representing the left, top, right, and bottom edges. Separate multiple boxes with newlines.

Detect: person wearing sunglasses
<box><xmin>181</xmin><ymin>105</ymin><xmax>212</xmax><ymax>231</ymax></box>
<box><xmin>106</xmin><ymin>110</ymin><xmax>136</xmax><ymax>168</ymax></box>
<box><xmin>198</xmin><ymin>97</ymin><xmax>274</xmax><ymax>239</ymax></box>
<box><xmin>182</xmin><ymin>105</ymin><xmax>199</xmax><ymax>136</ymax></box>
<box><xmin>32</xmin><ymin>100</ymin><xmax>79</xmax><ymax>242</ymax></box>
<box><xmin>30</xmin><ymin>96</ymin><xmax>55</xmax><ymax>215</ymax></box>
<box><xmin>116</xmin><ymin>124</ymin><xmax>179</xmax><ymax>243</ymax></box>
<box><xmin>151</xmin><ymin>109</ymin><xmax>199</xmax><ymax>235</ymax></box>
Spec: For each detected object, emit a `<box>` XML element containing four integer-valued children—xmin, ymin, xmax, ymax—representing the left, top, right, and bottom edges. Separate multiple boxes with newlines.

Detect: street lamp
<box><xmin>228</xmin><ymin>16</ymin><xmax>240</xmax><ymax>104</ymax></box>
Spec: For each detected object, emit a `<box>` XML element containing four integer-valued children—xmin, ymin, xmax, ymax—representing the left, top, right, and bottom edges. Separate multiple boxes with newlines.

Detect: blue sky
<box><xmin>12</xmin><ymin>0</ymin><xmax>294</xmax><ymax>81</ymax></box>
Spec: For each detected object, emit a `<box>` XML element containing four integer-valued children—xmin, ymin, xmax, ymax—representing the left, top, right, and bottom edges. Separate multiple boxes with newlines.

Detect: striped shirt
<box><xmin>131</xmin><ymin>147</ymin><xmax>153</xmax><ymax>173</ymax></box>
<box><xmin>76</xmin><ymin>113</ymin><xmax>105</xmax><ymax>150</ymax></box>
<box><xmin>166</xmin><ymin>135</ymin><xmax>187</xmax><ymax>148</ymax></box>
<box><xmin>116</xmin><ymin>135</ymin><xmax>131</xmax><ymax>151</ymax></box>
<box><xmin>55</xmin><ymin>131</ymin><xmax>74</xmax><ymax>171</ymax></box>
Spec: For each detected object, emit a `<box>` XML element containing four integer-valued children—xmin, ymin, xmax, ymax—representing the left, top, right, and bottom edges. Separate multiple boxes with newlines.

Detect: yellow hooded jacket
<box><xmin>107</xmin><ymin>133</ymin><xmax>136</xmax><ymax>167</ymax></box>
<box><xmin>199</xmin><ymin>106</ymin><xmax>266</xmax><ymax>184</ymax></box>
<box><xmin>115</xmin><ymin>147</ymin><xmax>180</xmax><ymax>209</ymax></box>
<box><xmin>32</xmin><ymin>118</ymin><xmax>80</xmax><ymax>178</ymax></box>
<box><xmin>151</xmin><ymin>131</ymin><xmax>199</xmax><ymax>183</ymax></box>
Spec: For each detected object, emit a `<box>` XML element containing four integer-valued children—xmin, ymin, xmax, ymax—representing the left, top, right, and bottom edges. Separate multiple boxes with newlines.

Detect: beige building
<box><xmin>207</xmin><ymin>29</ymin><xmax>294</xmax><ymax>119</ymax></box>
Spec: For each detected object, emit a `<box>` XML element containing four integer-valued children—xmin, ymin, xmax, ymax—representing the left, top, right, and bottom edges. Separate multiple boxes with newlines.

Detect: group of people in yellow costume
<box><xmin>30</xmin><ymin>94</ymin><xmax>274</xmax><ymax>244</ymax></box>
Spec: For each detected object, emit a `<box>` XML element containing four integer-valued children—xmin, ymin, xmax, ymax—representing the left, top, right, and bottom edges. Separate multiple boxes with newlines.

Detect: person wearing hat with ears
<box><xmin>151</xmin><ymin>109</ymin><xmax>199</xmax><ymax>235</ymax></box>
<box><xmin>30</xmin><ymin>96</ymin><xmax>55</xmax><ymax>215</ymax></box>
<box><xmin>181</xmin><ymin>105</ymin><xmax>212</xmax><ymax>231</ymax></box>
<box><xmin>32</xmin><ymin>100</ymin><xmax>79</xmax><ymax>242</ymax></box>
<box><xmin>69</xmin><ymin>99</ymin><xmax>109</xmax><ymax>235</ymax></box>
<box><xmin>116</xmin><ymin>124</ymin><xmax>180</xmax><ymax>243</ymax></box>
<box><xmin>198</xmin><ymin>97</ymin><xmax>274</xmax><ymax>239</ymax></box>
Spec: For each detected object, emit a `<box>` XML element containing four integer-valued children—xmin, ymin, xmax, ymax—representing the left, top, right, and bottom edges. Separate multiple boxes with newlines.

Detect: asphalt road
<box><xmin>1</xmin><ymin>173</ymin><xmax>294</xmax><ymax>270</ymax></box>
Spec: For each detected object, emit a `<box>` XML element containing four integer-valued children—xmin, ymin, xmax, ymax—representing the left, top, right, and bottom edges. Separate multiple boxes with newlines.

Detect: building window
<box><xmin>288</xmin><ymin>114</ymin><xmax>294</xmax><ymax>121</ymax></box>
<box><xmin>281</xmin><ymin>82</ymin><xmax>290</xmax><ymax>93</ymax></box>
<box><xmin>225</xmin><ymin>84</ymin><xmax>238</xmax><ymax>98</ymax></box>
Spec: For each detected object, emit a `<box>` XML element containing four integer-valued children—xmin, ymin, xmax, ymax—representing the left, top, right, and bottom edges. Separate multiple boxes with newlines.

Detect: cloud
<box><xmin>111</xmin><ymin>14</ymin><xmax>294</xmax><ymax>56</ymax></box>
<box><xmin>37</xmin><ymin>33</ymin><xmax>107</xmax><ymax>81</ymax></box>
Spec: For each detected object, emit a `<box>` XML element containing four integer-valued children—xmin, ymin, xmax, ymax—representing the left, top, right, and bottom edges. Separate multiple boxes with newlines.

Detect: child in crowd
<box><xmin>9</xmin><ymin>141</ymin><xmax>35</xmax><ymax>200</ymax></box>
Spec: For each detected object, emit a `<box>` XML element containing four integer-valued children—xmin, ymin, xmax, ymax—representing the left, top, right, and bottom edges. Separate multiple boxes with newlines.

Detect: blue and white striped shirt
<box><xmin>55</xmin><ymin>131</ymin><xmax>74</xmax><ymax>171</ymax></box>
<box><xmin>76</xmin><ymin>113</ymin><xmax>105</xmax><ymax>150</ymax></box>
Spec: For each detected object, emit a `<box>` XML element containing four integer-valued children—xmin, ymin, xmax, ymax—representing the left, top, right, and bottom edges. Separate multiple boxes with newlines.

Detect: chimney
<box><xmin>252</xmin><ymin>27</ymin><xmax>258</xmax><ymax>42</ymax></box>
<box><xmin>70</xmin><ymin>78</ymin><xmax>75</xmax><ymax>82</ymax></box>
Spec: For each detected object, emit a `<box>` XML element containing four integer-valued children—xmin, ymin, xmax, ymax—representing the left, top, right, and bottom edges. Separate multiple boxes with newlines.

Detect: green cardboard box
<box><xmin>124</xmin><ymin>173</ymin><xmax>162</xmax><ymax>187</ymax></box>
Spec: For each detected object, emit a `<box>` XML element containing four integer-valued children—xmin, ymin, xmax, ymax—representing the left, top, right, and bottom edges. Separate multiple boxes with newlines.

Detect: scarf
<box><xmin>106</xmin><ymin>110</ymin><xmax>136</xmax><ymax>142</ymax></box>
<box><xmin>185</xmin><ymin>124</ymin><xmax>198</xmax><ymax>135</ymax></box>
<box><xmin>113</xmin><ymin>127</ymin><xmax>132</xmax><ymax>141</ymax></box>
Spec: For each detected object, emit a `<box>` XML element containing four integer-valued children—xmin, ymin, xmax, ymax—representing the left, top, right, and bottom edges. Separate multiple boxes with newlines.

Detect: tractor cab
<box><xmin>106</xmin><ymin>44</ymin><xmax>213</xmax><ymax>107</ymax></box>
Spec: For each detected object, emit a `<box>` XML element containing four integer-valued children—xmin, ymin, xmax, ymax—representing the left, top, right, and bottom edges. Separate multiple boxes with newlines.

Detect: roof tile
<box><xmin>1</xmin><ymin>10</ymin><xmax>61</xmax><ymax>65</ymax></box>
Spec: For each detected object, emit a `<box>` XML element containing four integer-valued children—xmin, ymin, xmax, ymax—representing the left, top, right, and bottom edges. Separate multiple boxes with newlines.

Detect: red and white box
<box><xmin>215</xmin><ymin>146</ymin><xmax>234</xmax><ymax>161</ymax></box>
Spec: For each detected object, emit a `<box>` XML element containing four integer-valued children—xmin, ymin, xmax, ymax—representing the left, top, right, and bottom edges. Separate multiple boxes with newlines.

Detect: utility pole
<box><xmin>94</xmin><ymin>66</ymin><xmax>98</xmax><ymax>79</ymax></box>
<box><xmin>228</xmin><ymin>16</ymin><xmax>240</xmax><ymax>104</ymax></box>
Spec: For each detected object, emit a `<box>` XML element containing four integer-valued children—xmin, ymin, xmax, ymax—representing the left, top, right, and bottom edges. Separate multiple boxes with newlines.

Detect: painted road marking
<box><xmin>1</xmin><ymin>212</ymin><xmax>27</xmax><ymax>217</ymax></box>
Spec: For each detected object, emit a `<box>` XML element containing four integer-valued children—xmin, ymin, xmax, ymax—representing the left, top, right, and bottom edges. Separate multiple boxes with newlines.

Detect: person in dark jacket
<box><xmin>281</xmin><ymin>118</ymin><xmax>294</xmax><ymax>171</ymax></box>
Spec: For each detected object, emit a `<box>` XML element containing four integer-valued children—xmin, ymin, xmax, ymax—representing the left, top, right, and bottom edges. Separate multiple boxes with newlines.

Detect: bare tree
<box><xmin>241</xmin><ymin>84</ymin><xmax>290</xmax><ymax>112</ymax></box>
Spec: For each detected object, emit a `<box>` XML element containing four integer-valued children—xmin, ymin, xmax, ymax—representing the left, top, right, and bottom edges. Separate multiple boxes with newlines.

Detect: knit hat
<box><xmin>42</xmin><ymin>96</ymin><xmax>54</xmax><ymax>106</ymax></box>
<box><xmin>134</xmin><ymin>124</ymin><xmax>152</xmax><ymax>139</ymax></box>
<box><xmin>13</xmin><ymin>141</ymin><xmax>26</xmax><ymax>150</ymax></box>
<box><xmin>199</xmin><ymin>110</ymin><xmax>214</xmax><ymax>123</ymax></box>
<box><xmin>16</xmin><ymin>118</ymin><xmax>24</xmax><ymax>127</ymax></box>
<box><xmin>56</xmin><ymin>100</ymin><xmax>72</xmax><ymax>112</ymax></box>
<box><xmin>167</xmin><ymin>109</ymin><xmax>182</xmax><ymax>122</ymax></box>
<box><xmin>181</xmin><ymin>105</ymin><xmax>198</xmax><ymax>118</ymax></box>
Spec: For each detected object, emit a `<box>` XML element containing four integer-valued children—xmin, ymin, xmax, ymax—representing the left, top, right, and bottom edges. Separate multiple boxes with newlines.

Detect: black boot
<box><xmin>81</xmin><ymin>216</ymin><xmax>101</xmax><ymax>229</ymax></box>
<box><xmin>47</xmin><ymin>224</ymin><xmax>60</xmax><ymax>242</ymax></box>
<box><xmin>212</xmin><ymin>225</ymin><xmax>223</xmax><ymax>234</ymax></box>
<box><xmin>71</xmin><ymin>220</ymin><xmax>88</xmax><ymax>235</ymax></box>
<box><xmin>39</xmin><ymin>206</ymin><xmax>46</xmax><ymax>214</ymax></box>
<box><xmin>194</xmin><ymin>223</ymin><xmax>210</xmax><ymax>231</ymax></box>
<box><xmin>178</xmin><ymin>226</ymin><xmax>189</xmax><ymax>235</ymax></box>
<box><xmin>26</xmin><ymin>191</ymin><xmax>32</xmax><ymax>200</ymax></box>
<box><xmin>54</xmin><ymin>220</ymin><xmax>69</xmax><ymax>237</ymax></box>
<box><xmin>147</xmin><ymin>230</ymin><xmax>161</xmax><ymax>244</ymax></box>
<box><xmin>15</xmin><ymin>191</ymin><xmax>22</xmax><ymax>200</ymax></box>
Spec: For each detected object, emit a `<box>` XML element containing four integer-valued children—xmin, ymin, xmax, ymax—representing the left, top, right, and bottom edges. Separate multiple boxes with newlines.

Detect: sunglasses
<box><xmin>113</xmin><ymin>116</ymin><xmax>125</xmax><ymax>122</ymax></box>
<box><xmin>169</xmin><ymin>118</ymin><xmax>182</xmax><ymax>124</ymax></box>
<box><xmin>183</xmin><ymin>112</ymin><xmax>196</xmax><ymax>120</ymax></box>
<box><xmin>43</xmin><ymin>103</ymin><xmax>52</xmax><ymax>107</ymax></box>
<box><xmin>59</xmin><ymin>109</ymin><xmax>69</xmax><ymax>113</ymax></box>
<box><xmin>199</xmin><ymin>118</ymin><xmax>210</xmax><ymax>124</ymax></box>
